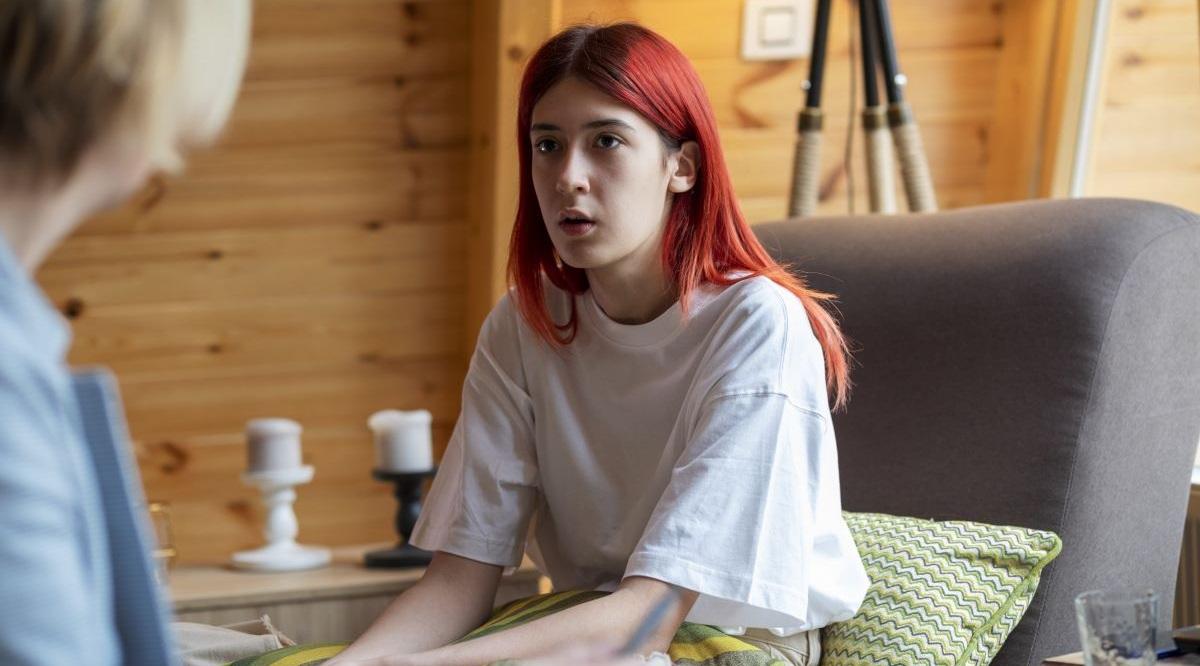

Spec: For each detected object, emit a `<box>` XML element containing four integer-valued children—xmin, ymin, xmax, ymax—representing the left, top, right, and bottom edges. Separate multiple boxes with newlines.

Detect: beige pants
<box><xmin>737</xmin><ymin>628</ymin><xmax>821</xmax><ymax>666</ymax></box>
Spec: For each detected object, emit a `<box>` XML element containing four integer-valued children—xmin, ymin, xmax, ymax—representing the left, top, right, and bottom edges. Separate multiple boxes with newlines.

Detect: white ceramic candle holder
<box><xmin>231</xmin><ymin>466</ymin><xmax>330</xmax><ymax>572</ymax></box>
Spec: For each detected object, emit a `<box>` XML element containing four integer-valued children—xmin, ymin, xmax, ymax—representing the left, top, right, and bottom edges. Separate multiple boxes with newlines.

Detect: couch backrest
<box><xmin>755</xmin><ymin>198</ymin><xmax>1200</xmax><ymax>665</ymax></box>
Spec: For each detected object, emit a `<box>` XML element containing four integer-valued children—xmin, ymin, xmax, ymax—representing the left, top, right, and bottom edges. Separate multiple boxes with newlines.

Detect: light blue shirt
<box><xmin>0</xmin><ymin>237</ymin><xmax>121</xmax><ymax>665</ymax></box>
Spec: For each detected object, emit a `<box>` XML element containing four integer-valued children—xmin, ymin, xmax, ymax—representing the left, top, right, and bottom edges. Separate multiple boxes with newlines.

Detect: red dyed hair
<box><xmin>507</xmin><ymin>23</ymin><xmax>852</xmax><ymax>411</ymax></box>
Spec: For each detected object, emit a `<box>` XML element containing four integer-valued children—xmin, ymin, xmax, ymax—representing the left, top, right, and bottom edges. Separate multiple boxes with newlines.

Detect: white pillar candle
<box><xmin>368</xmin><ymin>409</ymin><xmax>433</xmax><ymax>473</ymax></box>
<box><xmin>245</xmin><ymin>418</ymin><xmax>303</xmax><ymax>473</ymax></box>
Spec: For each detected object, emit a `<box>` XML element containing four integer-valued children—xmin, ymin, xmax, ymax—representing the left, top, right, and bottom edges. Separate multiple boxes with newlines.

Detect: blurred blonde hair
<box><xmin>0</xmin><ymin>0</ymin><xmax>251</xmax><ymax>189</ymax></box>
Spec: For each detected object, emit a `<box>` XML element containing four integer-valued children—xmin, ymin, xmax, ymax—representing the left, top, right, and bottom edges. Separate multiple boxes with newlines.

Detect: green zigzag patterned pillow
<box><xmin>821</xmin><ymin>511</ymin><xmax>1062</xmax><ymax>666</ymax></box>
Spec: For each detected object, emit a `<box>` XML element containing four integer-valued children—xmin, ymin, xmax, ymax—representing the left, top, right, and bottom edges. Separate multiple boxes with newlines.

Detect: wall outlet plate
<box><xmin>741</xmin><ymin>0</ymin><xmax>813</xmax><ymax>61</ymax></box>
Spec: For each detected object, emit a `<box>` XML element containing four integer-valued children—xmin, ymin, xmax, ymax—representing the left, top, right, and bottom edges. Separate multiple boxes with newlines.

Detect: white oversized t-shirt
<box><xmin>410</xmin><ymin>275</ymin><xmax>868</xmax><ymax>634</ymax></box>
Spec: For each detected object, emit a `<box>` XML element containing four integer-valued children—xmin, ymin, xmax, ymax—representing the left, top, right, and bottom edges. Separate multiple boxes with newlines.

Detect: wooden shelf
<box><xmin>168</xmin><ymin>543</ymin><xmax>544</xmax><ymax>643</ymax></box>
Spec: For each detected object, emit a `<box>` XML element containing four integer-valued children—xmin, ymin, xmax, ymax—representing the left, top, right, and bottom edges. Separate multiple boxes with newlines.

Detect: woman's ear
<box><xmin>667</xmin><ymin>141</ymin><xmax>699</xmax><ymax>193</ymax></box>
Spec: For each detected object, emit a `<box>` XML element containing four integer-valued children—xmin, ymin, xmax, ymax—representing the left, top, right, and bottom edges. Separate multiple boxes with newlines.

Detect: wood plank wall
<box><xmin>35</xmin><ymin>0</ymin><xmax>473</xmax><ymax>564</ymax></box>
<box><xmin>1088</xmin><ymin>0</ymin><xmax>1200</xmax><ymax>211</ymax></box>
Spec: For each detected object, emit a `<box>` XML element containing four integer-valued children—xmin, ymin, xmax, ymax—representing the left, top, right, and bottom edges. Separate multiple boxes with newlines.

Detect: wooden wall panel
<box><xmin>464</xmin><ymin>0</ymin><xmax>558</xmax><ymax>353</ymax></box>
<box><xmin>984</xmin><ymin>0</ymin><xmax>1062</xmax><ymax>201</ymax></box>
<box><xmin>1088</xmin><ymin>0</ymin><xmax>1200</xmax><ymax>211</ymax></box>
<box><xmin>35</xmin><ymin>0</ymin><xmax>472</xmax><ymax>564</ymax></box>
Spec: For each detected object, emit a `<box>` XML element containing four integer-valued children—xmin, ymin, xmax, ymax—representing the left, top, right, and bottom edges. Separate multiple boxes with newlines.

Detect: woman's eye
<box><xmin>534</xmin><ymin>138</ymin><xmax>559</xmax><ymax>154</ymax></box>
<box><xmin>595</xmin><ymin>134</ymin><xmax>621</xmax><ymax>149</ymax></box>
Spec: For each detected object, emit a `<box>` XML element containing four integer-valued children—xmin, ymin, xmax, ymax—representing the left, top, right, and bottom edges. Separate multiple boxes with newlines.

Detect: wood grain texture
<box><xmin>464</xmin><ymin>0</ymin><xmax>559</xmax><ymax>352</ymax></box>
<box><xmin>1087</xmin><ymin>0</ymin><xmax>1200</xmax><ymax>209</ymax></box>
<box><xmin>171</xmin><ymin>546</ymin><xmax>544</xmax><ymax>644</ymax></box>
<box><xmin>984</xmin><ymin>0</ymin><xmax>1062</xmax><ymax>201</ymax></box>
<box><xmin>171</xmin><ymin>546</ymin><xmax>540</xmax><ymax>608</ymax></box>
<box><xmin>35</xmin><ymin>0</ymin><xmax>473</xmax><ymax>564</ymax></box>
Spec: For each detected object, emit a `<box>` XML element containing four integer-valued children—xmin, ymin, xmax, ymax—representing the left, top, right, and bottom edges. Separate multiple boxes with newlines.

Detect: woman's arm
<box><xmin>328</xmin><ymin>551</ymin><xmax>504</xmax><ymax>663</ymax></box>
<box><xmin>340</xmin><ymin>576</ymin><xmax>699</xmax><ymax>666</ymax></box>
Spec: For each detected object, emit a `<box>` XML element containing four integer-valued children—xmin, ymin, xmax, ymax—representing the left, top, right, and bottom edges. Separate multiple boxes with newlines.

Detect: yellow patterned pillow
<box><xmin>227</xmin><ymin>642</ymin><xmax>345</xmax><ymax>665</ymax></box>
<box><xmin>468</xmin><ymin>590</ymin><xmax>788</xmax><ymax>666</ymax></box>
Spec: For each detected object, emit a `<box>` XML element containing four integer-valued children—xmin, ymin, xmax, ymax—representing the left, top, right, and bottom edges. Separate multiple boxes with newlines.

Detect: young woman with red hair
<box><xmin>335</xmin><ymin>23</ymin><xmax>867</xmax><ymax>666</ymax></box>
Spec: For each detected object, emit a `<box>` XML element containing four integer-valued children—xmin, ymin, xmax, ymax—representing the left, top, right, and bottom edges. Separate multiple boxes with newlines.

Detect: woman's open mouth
<box><xmin>559</xmin><ymin>218</ymin><xmax>596</xmax><ymax>237</ymax></box>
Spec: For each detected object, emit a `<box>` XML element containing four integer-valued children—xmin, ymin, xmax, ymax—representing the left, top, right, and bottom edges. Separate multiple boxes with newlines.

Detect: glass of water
<box><xmin>147</xmin><ymin>501</ymin><xmax>177</xmax><ymax>585</ymax></box>
<box><xmin>1075</xmin><ymin>589</ymin><xmax>1158</xmax><ymax>665</ymax></box>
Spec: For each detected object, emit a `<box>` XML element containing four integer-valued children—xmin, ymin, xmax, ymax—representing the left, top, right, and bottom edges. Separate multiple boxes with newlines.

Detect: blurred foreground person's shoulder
<box><xmin>0</xmin><ymin>1</ymin><xmax>250</xmax><ymax>664</ymax></box>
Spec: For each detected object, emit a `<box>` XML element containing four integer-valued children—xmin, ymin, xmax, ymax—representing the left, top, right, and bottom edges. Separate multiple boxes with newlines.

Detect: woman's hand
<box><xmin>332</xmin><ymin>577</ymin><xmax>692</xmax><ymax>666</ymax></box>
<box><xmin>327</xmin><ymin>552</ymin><xmax>503</xmax><ymax>665</ymax></box>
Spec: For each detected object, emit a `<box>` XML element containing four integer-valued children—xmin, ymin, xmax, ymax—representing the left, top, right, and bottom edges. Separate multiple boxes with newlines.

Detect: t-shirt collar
<box><xmin>581</xmin><ymin>288</ymin><xmax>685</xmax><ymax>348</ymax></box>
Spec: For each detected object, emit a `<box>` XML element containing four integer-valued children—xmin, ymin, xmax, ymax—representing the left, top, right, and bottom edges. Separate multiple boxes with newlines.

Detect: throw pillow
<box><xmin>821</xmin><ymin>511</ymin><xmax>1062</xmax><ymax>666</ymax></box>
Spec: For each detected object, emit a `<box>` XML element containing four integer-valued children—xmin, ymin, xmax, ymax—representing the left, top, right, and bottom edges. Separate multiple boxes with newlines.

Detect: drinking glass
<box><xmin>1075</xmin><ymin>589</ymin><xmax>1158</xmax><ymax>665</ymax></box>
<box><xmin>147</xmin><ymin>501</ymin><xmax>177</xmax><ymax>585</ymax></box>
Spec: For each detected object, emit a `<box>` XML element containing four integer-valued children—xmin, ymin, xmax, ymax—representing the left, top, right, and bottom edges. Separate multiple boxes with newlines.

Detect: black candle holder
<box><xmin>364</xmin><ymin>467</ymin><xmax>437</xmax><ymax>568</ymax></box>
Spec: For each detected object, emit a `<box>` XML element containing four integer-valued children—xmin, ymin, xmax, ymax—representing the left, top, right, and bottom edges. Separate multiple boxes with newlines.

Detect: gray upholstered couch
<box><xmin>755</xmin><ymin>198</ymin><xmax>1200</xmax><ymax>665</ymax></box>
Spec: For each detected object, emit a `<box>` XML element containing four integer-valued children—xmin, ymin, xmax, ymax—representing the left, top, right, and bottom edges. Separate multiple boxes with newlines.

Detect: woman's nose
<box><xmin>556</xmin><ymin>151</ymin><xmax>589</xmax><ymax>195</ymax></box>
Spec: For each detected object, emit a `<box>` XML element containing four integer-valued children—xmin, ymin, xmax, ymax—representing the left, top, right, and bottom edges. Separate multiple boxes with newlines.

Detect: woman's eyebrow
<box><xmin>529</xmin><ymin>118</ymin><xmax>637</xmax><ymax>133</ymax></box>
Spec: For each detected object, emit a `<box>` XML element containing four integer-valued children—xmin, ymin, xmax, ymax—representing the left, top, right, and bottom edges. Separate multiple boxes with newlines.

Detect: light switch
<box><xmin>741</xmin><ymin>0</ymin><xmax>812</xmax><ymax>61</ymax></box>
<box><xmin>760</xmin><ymin>7</ymin><xmax>796</xmax><ymax>45</ymax></box>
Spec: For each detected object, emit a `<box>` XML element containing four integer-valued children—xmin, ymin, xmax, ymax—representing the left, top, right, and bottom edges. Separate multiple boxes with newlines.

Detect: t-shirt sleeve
<box><xmin>622</xmin><ymin>280</ymin><xmax>862</xmax><ymax>631</ymax></box>
<box><xmin>409</xmin><ymin>296</ymin><xmax>539</xmax><ymax>567</ymax></box>
<box><xmin>622</xmin><ymin>391</ymin><xmax>828</xmax><ymax>630</ymax></box>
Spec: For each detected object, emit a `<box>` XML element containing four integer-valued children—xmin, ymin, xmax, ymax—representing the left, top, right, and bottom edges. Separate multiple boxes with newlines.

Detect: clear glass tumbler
<box><xmin>1075</xmin><ymin>589</ymin><xmax>1159</xmax><ymax>666</ymax></box>
<box><xmin>147</xmin><ymin>501</ymin><xmax>177</xmax><ymax>585</ymax></box>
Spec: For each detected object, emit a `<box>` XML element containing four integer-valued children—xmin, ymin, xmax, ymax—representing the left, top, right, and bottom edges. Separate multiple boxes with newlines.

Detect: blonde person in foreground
<box><xmin>332</xmin><ymin>22</ymin><xmax>868</xmax><ymax>666</ymax></box>
<box><xmin>0</xmin><ymin>1</ymin><xmax>249</xmax><ymax>663</ymax></box>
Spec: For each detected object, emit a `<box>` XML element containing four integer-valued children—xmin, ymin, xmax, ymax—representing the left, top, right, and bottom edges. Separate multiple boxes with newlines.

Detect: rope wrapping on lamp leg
<box><xmin>863</xmin><ymin>106</ymin><xmax>896</xmax><ymax>214</ymax></box>
<box><xmin>889</xmin><ymin>102</ymin><xmax>937</xmax><ymax>212</ymax></box>
<box><xmin>788</xmin><ymin>129</ymin><xmax>822</xmax><ymax>218</ymax></box>
<box><xmin>788</xmin><ymin>108</ymin><xmax>824</xmax><ymax>217</ymax></box>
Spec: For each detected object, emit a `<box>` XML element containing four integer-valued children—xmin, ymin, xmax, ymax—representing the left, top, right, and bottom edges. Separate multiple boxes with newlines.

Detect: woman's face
<box><xmin>529</xmin><ymin>77</ymin><xmax>695</xmax><ymax>275</ymax></box>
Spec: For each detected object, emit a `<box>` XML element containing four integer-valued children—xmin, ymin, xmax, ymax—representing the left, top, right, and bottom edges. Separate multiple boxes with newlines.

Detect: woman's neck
<box><xmin>586</xmin><ymin>260</ymin><xmax>677</xmax><ymax>325</ymax></box>
<box><xmin>0</xmin><ymin>193</ymin><xmax>77</xmax><ymax>273</ymax></box>
<box><xmin>1</xmin><ymin>142</ymin><xmax>147</xmax><ymax>273</ymax></box>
